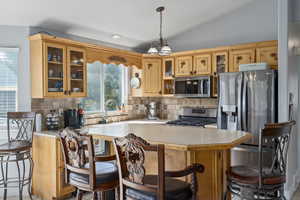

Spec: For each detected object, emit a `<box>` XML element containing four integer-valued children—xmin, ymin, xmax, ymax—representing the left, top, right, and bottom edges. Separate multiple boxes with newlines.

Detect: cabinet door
<box><xmin>256</xmin><ymin>46</ymin><xmax>278</xmax><ymax>69</ymax></box>
<box><xmin>143</xmin><ymin>59</ymin><xmax>162</xmax><ymax>95</ymax></box>
<box><xmin>212</xmin><ymin>51</ymin><xmax>228</xmax><ymax>76</ymax></box>
<box><xmin>229</xmin><ymin>49</ymin><xmax>255</xmax><ymax>72</ymax></box>
<box><xmin>163</xmin><ymin>58</ymin><xmax>175</xmax><ymax>79</ymax></box>
<box><xmin>193</xmin><ymin>54</ymin><xmax>212</xmax><ymax>75</ymax></box>
<box><xmin>67</xmin><ymin>47</ymin><xmax>87</xmax><ymax>97</ymax></box>
<box><xmin>175</xmin><ymin>56</ymin><xmax>193</xmax><ymax>76</ymax></box>
<box><xmin>44</xmin><ymin>43</ymin><xmax>67</xmax><ymax>97</ymax></box>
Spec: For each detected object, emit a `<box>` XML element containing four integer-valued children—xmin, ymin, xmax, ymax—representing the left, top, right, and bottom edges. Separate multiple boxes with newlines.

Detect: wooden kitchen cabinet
<box><xmin>32</xmin><ymin>134</ymin><xmax>75</xmax><ymax>200</ymax></box>
<box><xmin>175</xmin><ymin>56</ymin><xmax>193</xmax><ymax>76</ymax></box>
<box><xmin>162</xmin><ymin>57</ymin><xmax>175</xmax><ymax>79</ymax></box>
<box><xmin>256</xmin><ymin>46</ymin><xmax>278</xmax><ymax>69</ymax></box>
<box><xmin>229</xmin><ymin>48</ymin><xmax>255</xmax><ymax>72</ymax></box>
<box><xmin>143</xmin><ymin>58</ymin><xmax>162</xmax><ymax>96</ymax></box>
<box><xmin>212</xmin><ymin>50</ymin><xmax>228</xmax><ymax>97</ymax></box>
<box><xmin>30</xmin><ymin>36</ymin><xmax>87</xmax><ymax>98</ymax></box>
<box><xmin>193</xmin><ymin>54</ymin><xmax>212</xmax><ymax>75</ymax></box>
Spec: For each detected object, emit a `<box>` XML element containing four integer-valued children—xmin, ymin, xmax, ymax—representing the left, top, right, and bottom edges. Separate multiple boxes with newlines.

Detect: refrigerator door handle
<box><xmin>237</xmin><ymin>74</ymin><xmax>243</xmax><ymax>130</ymax></box>
<box><xmin>242</xmin><ymin>76</ymin><xmax>247</xmax><ymax>131</ymax></box>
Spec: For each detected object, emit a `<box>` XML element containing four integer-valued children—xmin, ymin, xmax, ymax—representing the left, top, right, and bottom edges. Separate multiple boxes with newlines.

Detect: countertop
<box><xmin>34</xmin><ymin>119</ymin><xmax>251</xmax><ymax>151</ymax></box>
<box><xmin>89</xmin><ymin>122</ymin><xmax>251</xmax><ymax>151</ymax></box>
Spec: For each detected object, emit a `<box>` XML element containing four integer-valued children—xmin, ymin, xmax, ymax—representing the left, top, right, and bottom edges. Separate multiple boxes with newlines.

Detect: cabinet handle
<box><xmin>159</xmin><ymin>91</ymin><xmax>162</xmax><ymax>95</ymax></box>
<box><xmin>270</xmin><ymin>53</ymin><xmax>278</xmax><ymax>60</ymax></box>
<box><xmin>64</xmin><ymin>90</ymin><xmax>67</xmax><ymax>95</ymax></box>
<box><xmin>214</xmin><ymin>72</ymin><xmax>217</xmax><ymax>76</ymax></box>
<box><xmin>201</xmin><ymin>60</ymin><xmax>206</xmax><ymax>65</ymax></box>
<box><xmin>181</xmin><ymin>62</ymin><xmax>186</xmax><ymax>68</ymax></box>
<box><xmin>190</xmin><ymin>71</ymin><xmax>193</xmax><ymax>75</ymax></box>
<box><xmin>68</xmin><ymin>90</ymin><xmax>71</xmax><ymax>95</ymax></box>
<box><xmin>194</xmin><ymin>71</ymin><xmax>197</xmax><ymax>74</ymax></box>
<box><xmin>172</xmin><ymin>75</ymin><xmax>175</xmax><ymax>78</ymax></box>
<box><xmin>148</xmin><ymin>64</ymin><xmax>152</xmax><ymax>69</ymax></box>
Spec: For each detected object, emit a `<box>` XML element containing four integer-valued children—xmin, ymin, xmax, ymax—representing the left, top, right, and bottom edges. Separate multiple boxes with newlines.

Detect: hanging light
<box><xmin>147</xmin><ymin>6</ymin><xmax>172</xmax><ymax>56</ymax></box>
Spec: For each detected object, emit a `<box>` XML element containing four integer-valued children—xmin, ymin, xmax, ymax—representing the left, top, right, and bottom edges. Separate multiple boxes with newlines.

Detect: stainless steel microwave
<box><xmin>174</xmin><ymin>76</ymin><xmax>211</xmax><ymax>98</ymax></box>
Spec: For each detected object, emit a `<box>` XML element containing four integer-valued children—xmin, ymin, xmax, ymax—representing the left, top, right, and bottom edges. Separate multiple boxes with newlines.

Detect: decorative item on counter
<box><xmin>130</xmin><ymin>73</ymin><xmax>141</xmax><ymax>89</ymax></box>
<box><xmin>35</xmin><ymin>113</ymin><xmax>42</xmax><ymax>132</ymax></box>
<box><xmin>46</xmin><ymin>110</ymin><xmax>60</xmax><ymax>130</ymax></box>
<box><xmin>77</xmin><ymin>103</ymin><xmax>85</xmax><ymax>128</ymax></box>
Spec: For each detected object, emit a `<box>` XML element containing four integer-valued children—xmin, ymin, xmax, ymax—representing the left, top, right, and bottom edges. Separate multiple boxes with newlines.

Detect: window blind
<box><xmin>0</xmin><ymin>48</ymin><xmax>18</xmax><ymax>126</ymax></box>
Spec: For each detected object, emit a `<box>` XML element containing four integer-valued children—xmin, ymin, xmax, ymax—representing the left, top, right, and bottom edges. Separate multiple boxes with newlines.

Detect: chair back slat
<box><xmin>7</xmin><ymin>112</ymin><xmax>36</xmax><ymax>143</ymax></box>
<box><xmin>59</xmin><ymin>128</ymin><xmax>96</xmax><ymax>189</ymax></box>
<box><xmin>259</xmin><ymin>121</ymin><xmax>296</xmax><ymax>185</ymax></box>
<box><xmin>113</xmin><ymin>133</ymin><xmax>165</xmax><ymax>200</ymax></box>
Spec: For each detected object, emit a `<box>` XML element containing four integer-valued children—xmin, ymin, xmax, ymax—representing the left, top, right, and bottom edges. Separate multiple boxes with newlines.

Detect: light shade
<box><xmin>159</xmin><ymin>44</ymin><xmax>172</xmax><ymax>56</ymax></box>
<box><xmin>147</xmin><ymin>47</ymin><xmax>159</xmax><ymax>55</ymax></box>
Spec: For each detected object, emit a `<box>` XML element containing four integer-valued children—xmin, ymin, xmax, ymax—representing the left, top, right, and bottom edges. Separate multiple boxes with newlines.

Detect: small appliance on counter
<box><xmin>146</xmin><ymin>102</ymin><xmax>159</xmax><ymax>120</ymax></box>
<box><xmin>46</xmin><ymin>110</ymin><xmax>60</xmax><ymax>130</ymax></box>
<box><xmin>64</xmin><ymin>104</ymin><xmax>85</xmax><ymax>129</ymax></box>
<box><xmin>167</xmin><ymin>107</ymin><xmax>217</xmax><ymax>127</ymax></box>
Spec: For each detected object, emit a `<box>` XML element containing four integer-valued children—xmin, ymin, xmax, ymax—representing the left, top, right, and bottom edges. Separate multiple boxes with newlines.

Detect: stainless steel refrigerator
<box><xmin>217</xmin><ymin>69</ymin><xmax>277</xmax><ymax>166</ymax></box>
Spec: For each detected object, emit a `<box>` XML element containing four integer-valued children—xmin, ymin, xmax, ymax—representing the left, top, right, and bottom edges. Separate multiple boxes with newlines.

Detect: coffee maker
<box><xmin>146</xmin><ymin>102</ymin><xmax>159</xmax><ymax>120</ymax></box>
<box><xmin>64</xmin><ymin>107</ymin><xmax>84</xmax><ymax>129</ymax></box>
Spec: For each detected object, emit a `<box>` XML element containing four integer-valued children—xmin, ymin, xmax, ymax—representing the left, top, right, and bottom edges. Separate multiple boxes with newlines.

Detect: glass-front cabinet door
<box><xmin>44</xmin><ymin>43</ymin><xmax>67</xmax><ymax>97</ymax></box>
<box><xmin>212</xmin><ymin>51</ymin><xmax>228</xmax><ymax>97</ymax></box>
<box><xmin>67</xmin><ymin>47</ymin><xmax>87</xmax><ymax>97</ymax></box>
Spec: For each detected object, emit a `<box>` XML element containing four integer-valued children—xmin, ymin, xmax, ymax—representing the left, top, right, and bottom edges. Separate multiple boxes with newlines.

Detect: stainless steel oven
<box><xmin>174</xmin><ymin>76</ymin><xmax>211</xmax><ymax>98</ymax></box>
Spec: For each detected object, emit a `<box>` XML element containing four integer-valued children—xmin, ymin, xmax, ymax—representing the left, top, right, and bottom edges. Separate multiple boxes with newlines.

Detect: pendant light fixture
<box><xmin>147</xmin><ymin>6</ymin><xmax>172</xmax><ymax>56</ymax></box>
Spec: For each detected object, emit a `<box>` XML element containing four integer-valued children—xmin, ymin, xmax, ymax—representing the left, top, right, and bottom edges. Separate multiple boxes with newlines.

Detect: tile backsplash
<box><xmin>31</xmin><ymin>96</ymin><xmax>218</xmax><ymax>129</ymax></box>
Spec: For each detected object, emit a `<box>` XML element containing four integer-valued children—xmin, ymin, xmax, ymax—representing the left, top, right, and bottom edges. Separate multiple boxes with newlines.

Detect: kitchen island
<box><xmin>89</xmin><ymin>122</ymin><xmax>251</xmax><ymax>200</ymax></box>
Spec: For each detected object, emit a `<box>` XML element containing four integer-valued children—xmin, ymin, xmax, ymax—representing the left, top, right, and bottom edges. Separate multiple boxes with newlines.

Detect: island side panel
<box><xmin>187</xmin><ymin>149</ymin><xmax>228</xmax><ymax>200</ymax></box>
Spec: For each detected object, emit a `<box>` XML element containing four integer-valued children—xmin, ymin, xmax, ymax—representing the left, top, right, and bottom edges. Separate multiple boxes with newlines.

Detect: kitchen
<box><xmin>0</xmin><ymin>0</ymin><xmax>299</xmax><ymax>200</ymax></box>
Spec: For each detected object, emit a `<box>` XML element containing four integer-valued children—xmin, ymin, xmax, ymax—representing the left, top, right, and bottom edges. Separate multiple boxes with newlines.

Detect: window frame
<box><xmin>84</xmin><ymin>62</ymin><xmax>128</xmax><ymax>116</ymax></box>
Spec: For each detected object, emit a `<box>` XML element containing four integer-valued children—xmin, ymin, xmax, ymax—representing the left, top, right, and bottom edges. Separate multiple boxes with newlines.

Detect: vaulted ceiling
<box><xmin>0</xmin><ymin>0</ymin><xmax>254</xmax><ymax>48</ymax></box>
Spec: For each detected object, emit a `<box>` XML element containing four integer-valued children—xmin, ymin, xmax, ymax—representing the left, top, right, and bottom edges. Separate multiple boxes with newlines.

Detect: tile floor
<box><xmin>294</xmin><ymin>187</ymin><xmax>300</xmax><ymax>200</ymax></box>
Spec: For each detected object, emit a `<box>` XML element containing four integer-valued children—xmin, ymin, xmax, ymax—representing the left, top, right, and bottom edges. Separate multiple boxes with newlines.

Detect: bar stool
<box><xmin>0</xmin><ymin>112</ymin><xmax>36</xmax><ymax>200</ymax></box>
<box><xmin>225</xmin><ymin>121</ymin><xmax>296</xmax><ymax>200</ymax></box>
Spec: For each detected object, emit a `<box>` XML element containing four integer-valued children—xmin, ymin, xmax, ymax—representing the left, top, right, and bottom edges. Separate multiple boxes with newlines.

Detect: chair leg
<box><xmin>93</xmin><ymin>191</ymin><xmax>98</xmax><ymax>200</ymax></box>
<box><xmin>115</xmin><ymin>187</ymin><xmax>119</xmax><ymax>200</ymax></box>
<box><xmin>99</xmin><ymin>191</ymin><xmax>105</xmax><ymax>200</ymax></box>
<box><xmin>76</xmin><ymin>189</ymin><xmax>83</xmax><ymax>200</ymax></box>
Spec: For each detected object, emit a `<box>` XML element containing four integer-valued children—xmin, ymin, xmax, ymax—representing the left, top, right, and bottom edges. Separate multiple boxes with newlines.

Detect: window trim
<box><xmin>84</xmin><ymin>62</ymin><xmax>128</xmax><ymax>116</ymax></box>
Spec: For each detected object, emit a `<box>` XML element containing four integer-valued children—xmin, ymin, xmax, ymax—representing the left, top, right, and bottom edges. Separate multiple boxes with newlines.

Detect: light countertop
<box><xmin>34</xmin><ymin>119</ymin><xmax>251</xmax><ymax>151</ymax></box>
<box><xmin>88</xmin><ymin>122</ymin><xmax>251</xmax><ymax>151</ymax></box>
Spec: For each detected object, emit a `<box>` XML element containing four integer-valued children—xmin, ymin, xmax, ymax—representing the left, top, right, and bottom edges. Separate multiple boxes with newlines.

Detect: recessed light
<box><xmin>112</xmin><ymin>34</ymin><xmax>121</xmax><ymax>39</ymax></box>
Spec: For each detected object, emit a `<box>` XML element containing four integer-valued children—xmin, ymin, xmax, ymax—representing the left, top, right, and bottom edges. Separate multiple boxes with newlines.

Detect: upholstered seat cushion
<box><xmin>227</xmin><ymin>165</ymin><xmax>286</xmax><ymax>185</ymax></box>
<box><xmin>69</xmin><ymin>161</ymin><xmax>118</xmax><ymax>185</ymax></box>
<box><xmin>126</xmin><ymin>175</ymin><xmax>192</xmax><ymax>200</ymax></box>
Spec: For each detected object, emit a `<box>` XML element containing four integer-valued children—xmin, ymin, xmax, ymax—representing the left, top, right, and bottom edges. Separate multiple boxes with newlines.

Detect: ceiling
<box><xmin>0</xmin><ymin>0</ymin><xmax>254</xmax><ymax>48</ymax></box>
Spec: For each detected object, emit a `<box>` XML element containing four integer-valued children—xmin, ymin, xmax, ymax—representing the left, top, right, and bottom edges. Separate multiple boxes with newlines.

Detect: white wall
<box><xmin>278</xmin><ymin>0</ymin><xmax>300</xmax><ymax>198</ymax></box>
<box><xmin>168</xmin><ymin>0</ymin><xmax>277</xmax><ymax>52</ymax></box>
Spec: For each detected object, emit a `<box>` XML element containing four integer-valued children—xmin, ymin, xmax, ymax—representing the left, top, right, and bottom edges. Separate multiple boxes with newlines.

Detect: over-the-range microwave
<box><xmin>174</xmin><ymin>76</ymin><xmax>211</xmax><ymax>98</ymax></box>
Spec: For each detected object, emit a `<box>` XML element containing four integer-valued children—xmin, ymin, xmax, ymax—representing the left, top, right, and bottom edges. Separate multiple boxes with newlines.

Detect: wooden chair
<box><xmin>113</xmin><ymin>133</ymin><xmax>205</xmax><ymax>200</ymax></box>
<box><xmin>59</xmin><ymin>128</ymin><xmax>119</xmax><ymax>200</ymax></box>
<box><xmin>225</xmin><ymin>121</ymin><xmax>296</xmax><ymax>200</ymax></box>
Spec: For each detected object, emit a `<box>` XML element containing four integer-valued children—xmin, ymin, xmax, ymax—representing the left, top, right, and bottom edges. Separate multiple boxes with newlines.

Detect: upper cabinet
<box><xmin>229</xmin><ymin>48</ymin><xmax>255</xmax><ymax>72</ymax></box>
<box><xmin>67</xmin><ymin>47</ymin><xmax>87</xmax><ymax>97</ymax></box>
<box><xmin>163</xmin><ymin>58</ymin><xmax>175</xmax><ymax>79</ymax></box>
<box><xmin>31</xmin><ymin>37</ymin><xmax>87</xmax><ymax>98</ymax></box>
<box><xmin>44</xmin><ymin>43</ymin><xmax>67</xmax><ymax>97</ymax></box>
<box><xmin>256</xmin><ymin>41</ymin><xmax>278</xmax><ymax>70</ymax></box>
<box><xmin>193</xmin><ymin>54</ymin><xmax>212</xmax><ymax>75</ymax></box>
<box><xmin>143</xmin><ymin>58</ymin><xmax>162</xmax><ymax>96</ymax></box>
<box><xmin>175</xmin><ymin>56</ymin><xmax>193</xmax><ymax>76</ymax></box>
<box><xmin>212</xmin><ymin>49</ymin><xmax>228</xmax><ymax>97</ymax></box>
<box><xmin>212</xmin><ymin>50</ymin><xmax>228</xmax><ymax>76</ymax></box>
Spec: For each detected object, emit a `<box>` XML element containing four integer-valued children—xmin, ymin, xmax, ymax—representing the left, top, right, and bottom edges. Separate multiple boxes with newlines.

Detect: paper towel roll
<box><xmin>36</xmin><ymin>113</ymin><xmax>42</xmax><ymax>132</ymax></box>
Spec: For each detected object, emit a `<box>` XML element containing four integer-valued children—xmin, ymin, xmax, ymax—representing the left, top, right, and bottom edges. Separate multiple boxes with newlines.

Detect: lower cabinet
<box><xmin>32</xmin><ymin>134</ymin><xmax>75</xmax><ymax>200</ymax></box>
